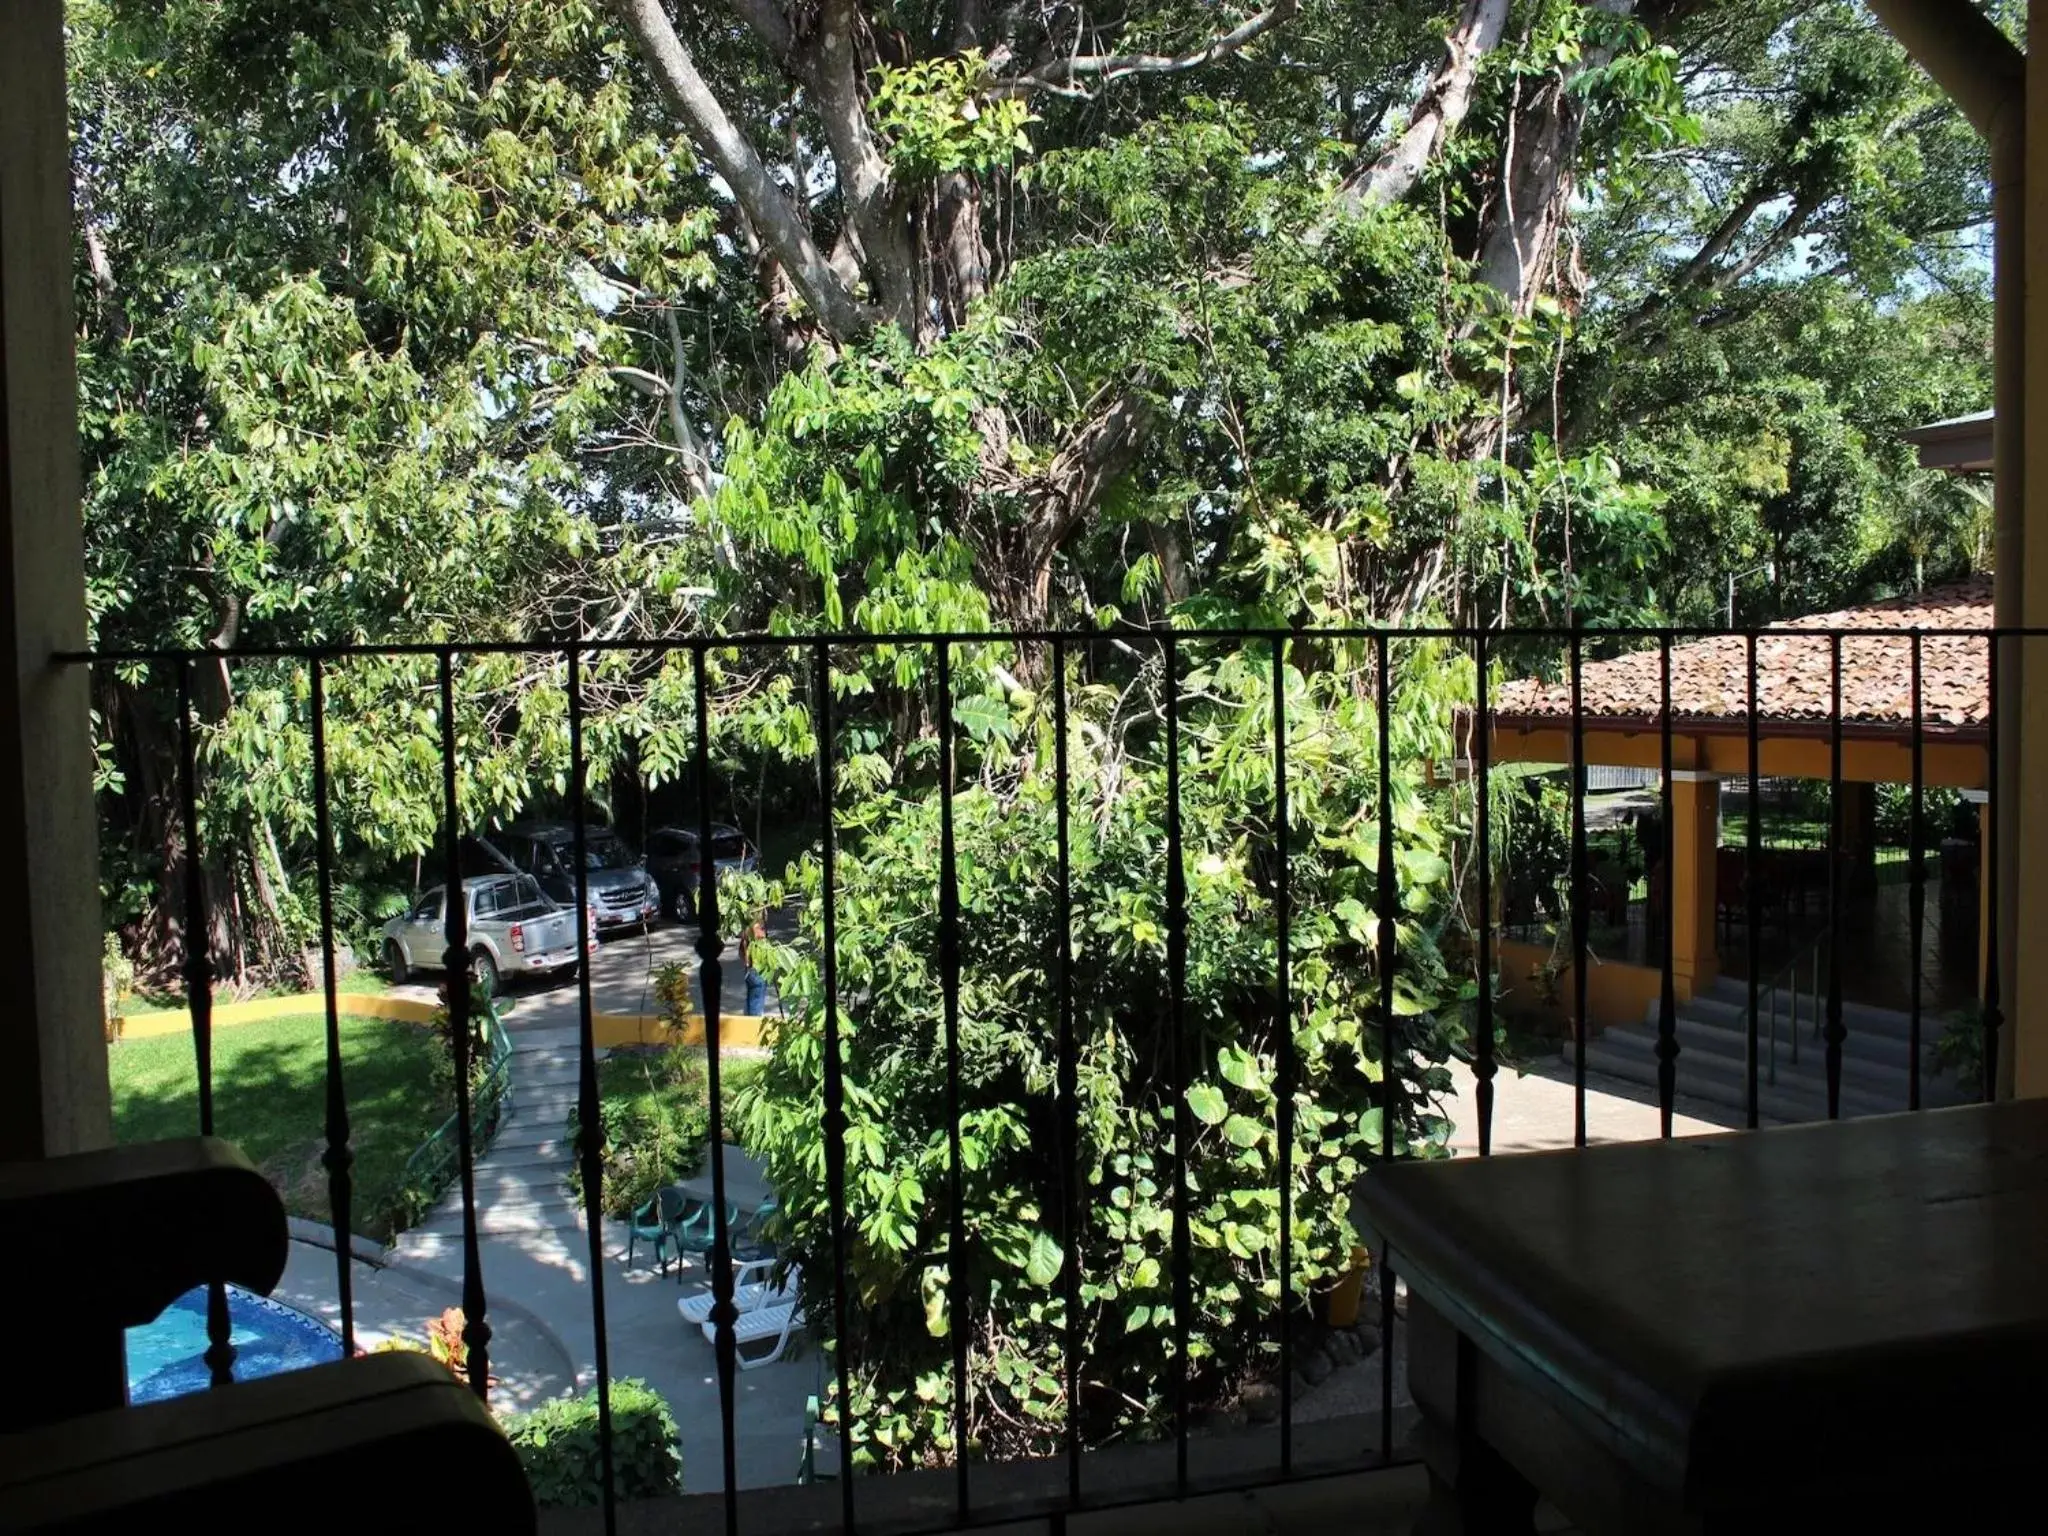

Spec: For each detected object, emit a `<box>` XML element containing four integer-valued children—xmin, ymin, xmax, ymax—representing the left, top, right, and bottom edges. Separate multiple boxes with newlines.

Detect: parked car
<box><xmin>490</xmin><ymin>821</ymin><xmax>661</xmax><ymax>933</ymax></box>
<box><xmin>381</xmin><ymin>874</ymin><xmax>592</xmax><ymax>994</ymax></box>
<box><xmin>645</xmin><ymin>824</ymin><xmax>760</xmax><ymax>922</ymax></box>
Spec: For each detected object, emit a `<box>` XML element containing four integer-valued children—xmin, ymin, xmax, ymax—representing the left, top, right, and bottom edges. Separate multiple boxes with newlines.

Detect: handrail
<box><xmin>397</xmin><ymin>998</ymin><xmax>514</xmax><ymax>1231</ymax></box>
<box><xmin>1759</xmin><ymin>928</ymin><xmax>1829</xmax><ymax>1087</ymax></box>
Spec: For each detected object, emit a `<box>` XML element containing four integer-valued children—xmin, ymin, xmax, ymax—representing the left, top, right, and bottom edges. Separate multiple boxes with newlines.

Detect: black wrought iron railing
<box><xmin>68</xmin><ymin>620</ymin><xmax>2021</xmax><ymax>1533</ymax></box>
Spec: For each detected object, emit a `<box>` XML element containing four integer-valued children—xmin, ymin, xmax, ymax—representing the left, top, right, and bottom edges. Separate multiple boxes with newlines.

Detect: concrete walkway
<box><xmin>373</xmin><ymin>922</ymin><xmax>810</xmax><ymax>1492</ymax></box>
<box><xmin>387</xmin><ymin>1183</ymin><xmax>812</xmax><ymax>1492</ymax></box>
<box><xmin>273</xmin><ymin>1236</ymin><xmax>576</xmax><ymax>1412</ymax></box>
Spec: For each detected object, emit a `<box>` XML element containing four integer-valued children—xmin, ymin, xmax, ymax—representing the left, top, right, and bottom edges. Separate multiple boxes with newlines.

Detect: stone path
<box><xmin>392</xmin><ymin>1023</ymin><xmax>586</xmax><ymax>1251</ymax></box>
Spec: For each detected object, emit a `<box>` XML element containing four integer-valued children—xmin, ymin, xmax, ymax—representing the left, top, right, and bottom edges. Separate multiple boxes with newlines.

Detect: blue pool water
<box><xmin>127</xmin><ymin>1284</ymin><xmax>343</xmax><ymax>1403</ymax></box>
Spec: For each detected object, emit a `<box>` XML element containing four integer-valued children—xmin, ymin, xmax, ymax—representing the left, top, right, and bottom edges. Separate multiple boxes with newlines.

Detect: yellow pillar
<box><xmin>1669</xmin><ymin>774</ymin><xmax>1720</xmax><ymax>999</ymax></box>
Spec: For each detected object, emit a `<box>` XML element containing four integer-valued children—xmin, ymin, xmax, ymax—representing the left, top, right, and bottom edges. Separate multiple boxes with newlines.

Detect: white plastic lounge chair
<box><xmin>699</xmin><ymin>1298</ymin><xmax>806</xmax><ymax>1369</ymax></box>
<box><xmin>675</xmin><ymin>1258</ymin><xmax>800</xmax><ymax>1327</ymax></box>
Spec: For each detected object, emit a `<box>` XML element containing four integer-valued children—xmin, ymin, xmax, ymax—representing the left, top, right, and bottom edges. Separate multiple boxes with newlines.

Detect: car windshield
<box><xmin>558</xmin><ymin>834</ymin><xmax>639</xmax><ymax>871</ymax></box>
<box><xmin>711</xmin><ymin>835</ymin><xmax>747</xmax><ymax>860</ymax></box>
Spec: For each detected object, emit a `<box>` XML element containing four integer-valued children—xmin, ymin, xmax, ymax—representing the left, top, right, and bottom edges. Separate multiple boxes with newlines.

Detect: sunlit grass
<box><xmin>109</xmin><ymin>1014</ymin><xmax>448</xmax><ymax>1241</ymax></box>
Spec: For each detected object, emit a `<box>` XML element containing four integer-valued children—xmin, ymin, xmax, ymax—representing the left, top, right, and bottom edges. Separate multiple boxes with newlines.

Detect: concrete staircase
<box><xmin>1568</xmin><ymin>974</ymin><xmax>1975</xmax><ymax>1125</ymax></box>
<box><xmin>392</xmin><ymin>1024</ymin><xmax>589</xmax><ymax>1254</ymax></box>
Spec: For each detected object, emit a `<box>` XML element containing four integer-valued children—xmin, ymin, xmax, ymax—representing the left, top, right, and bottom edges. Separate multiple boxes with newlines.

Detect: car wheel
<box><xmin>668</xmin><ymin>886</ymin><xmax>695</xmax><ymax>924</ymax></box>
<box><xmin>384</xmin><ymin>939</ymin><xmax>409</xmax><ymax>986</ymax></box>
<box><xmin>469</xmin><ymin>947</ymin><xmax>500</xmax><ymax>998</ymax></box>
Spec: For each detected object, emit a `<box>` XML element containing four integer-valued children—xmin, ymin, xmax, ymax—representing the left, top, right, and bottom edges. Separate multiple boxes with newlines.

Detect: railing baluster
<box><xmin>177</xmin><ymin>660</ymin><xmax>234</xmax><ymax>1389</ymax></box>
<box><xmin>691</xmin><ymin>642</ymin><xmax>740</xmax><ymax>1528</ymax></box>
<box><xmin>1052</xmin><ymin>636</ymin><xmax>1084</xmax><ymax>1508</ymax></box>
<box><xmin>1474</xmin><ymin>632</ymin><xmax>1494</xmax><ymax>1158</ymax></box>
<box><xmin>566</xmin><ymin>646</ymin><xmax>617</xmax><ymax>1533</ymax></box>
<box><xmin>813</xmin><ymin>641</ymin><xmax>860</xmax><ymax>1518</ymax></box>
<box><xmin>935</xmin><ymin>640</ymin><xmax>971</xmax><ymax>1516</ymax></box>
<box><xmin>1161</xmin><ymin>630</ymin><xmax>1192</xmax><ymax>1499</ymax></box>
<box><xmin>1909</xmin><ymin>635</ymin><xmax>1924</xmax><ymax>1113</ymax></box>
<box><xmin>1374</xmin><ymin>631</ymin><xmax>1397</xmax><ymax>1463</ymax></box>
<box><xmin>1656</xmin><ymin>633</ymin><xmax>1677</xmax><ymax>1137</ymax></box>
<box><xmin>1983</xmin><ymin>635</ymin><xmax>2001</xmax><ymax>1100</ymax></box>
<box><xmin>1569</xmin><ymin>628</ymin><xmax>1587</xmax><ymax>1148</ymax></box>
<box><xmin>438</xmin><ymin>649</ymin><xmax>490</xmax><ymax>1399</ymax></box>
<box><xmin>1745</xmin><ymin>633</ymin><xmax>1761</xmax><ymax>1130</ymax></box>
<box><xmin>1824</xmin><ymin>634</ymin><xmax>1845</xmax><ymax>1121</ymax></box>
<box><xmin>309</xmin><ymin>656</ymin><xmax>354</xmax><ymax>1356</ymax></box>
<box><xmin>1270</xmin><ymin>633</ymin><xmax>1295</xmax><ymax>1469</ymax></box>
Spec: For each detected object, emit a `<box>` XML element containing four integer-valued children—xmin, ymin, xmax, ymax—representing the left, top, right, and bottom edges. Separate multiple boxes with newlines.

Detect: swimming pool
<box><xmin>127</xmin><ymin>1284</ymin><xmax>343</xmax><ymax>1403</ymax></box>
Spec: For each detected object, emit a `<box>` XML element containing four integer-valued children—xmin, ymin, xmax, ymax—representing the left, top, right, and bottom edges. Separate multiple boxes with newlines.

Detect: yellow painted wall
<box><xmin>116</xmin><ymin>992</ymin><xmax>767</xmax><ymax>1050</ymax></box>
<box><xmin>1491</xmin><ymin>726</ymin><xmax>1988</xmax><ymax>788</ymax></box>
<box><xmin>1498</xmin><ymin>939</ymin><xmax>1663</xmax><ymax>1033</ymax></box>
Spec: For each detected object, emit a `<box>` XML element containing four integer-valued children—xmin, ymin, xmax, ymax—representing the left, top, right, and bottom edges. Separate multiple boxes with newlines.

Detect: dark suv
<box><xmin>489</xmin><ymin>822</ymin><xmax>661</xmax><ymax>933</ymax></box>
<box><xmin>645</xmin><ymin>824</ymin><xmax>759</xmax><ymax>922</ymax></box>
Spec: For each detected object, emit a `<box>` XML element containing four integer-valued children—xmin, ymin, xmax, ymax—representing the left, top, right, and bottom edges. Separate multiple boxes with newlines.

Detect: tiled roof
<box><xmin>1493</xmin><ymin>578</ymin><xmax>1994</xmax><ymax>732</ymax></box>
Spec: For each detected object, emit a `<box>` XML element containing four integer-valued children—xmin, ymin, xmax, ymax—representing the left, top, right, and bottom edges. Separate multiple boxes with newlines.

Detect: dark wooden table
<box><xmin>1356</xmin><ymin>1101</ymin><xmax>2048</xmax><ymax>1533</ymax></box>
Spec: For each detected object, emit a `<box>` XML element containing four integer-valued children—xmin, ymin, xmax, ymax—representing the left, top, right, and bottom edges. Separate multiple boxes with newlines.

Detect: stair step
<box><xmin>414</xmin><ymin>1195</ymin><xmax>585</xmax><ymax>1237</ymax></box>
<box><xmin>487</xmin><ymin>1129</ymin><xmax>576</xmax><ymax>1157</ymax></box>
<box><xmin>1698</xmin><ymin>976</ymin><xmax>1940</xmax><ymax>1043</ymax></box>
<box><xmin>1572</xmin><ymin>1038</ymin><xmax>1904</xmax><ymax>1122</ymax></box>
<box><xmin>1592</xmin><ymin>1025</ymin><xmax>1915</xmax><ymax>1107</ymax></box>
<box><xmin>502</xmin><ymin>1026</ymin><xmax>586</xmax><ymax>1050</ymax></box>
<box><xmin>1612</xmin><ymin>1014</ymin><xmax>1919</xmax><ymax>1085</ymax></box>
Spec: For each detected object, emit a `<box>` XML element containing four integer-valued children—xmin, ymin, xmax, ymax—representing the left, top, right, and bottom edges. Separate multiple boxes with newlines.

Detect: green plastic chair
<box><xmin>731</xmin><ymin>1196</ymin><xmax>780</xmax><ymax>1262</ymax></box>
<box><xmin>627</xmin><ymin>1186</ymin><xmax>689</xmax><ymax>1274</ymax></box>
<box><xmin>667</xmin><ymin>1194</ymin><xmax>739</xmax><ymax>1280</ymax></box>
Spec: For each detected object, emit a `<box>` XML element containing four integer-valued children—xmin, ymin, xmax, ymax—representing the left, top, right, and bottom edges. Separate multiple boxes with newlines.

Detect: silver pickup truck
<box><xmin>381</xmin><ymin>874</ymin><xmax>591</xmax><ymax>993</ymax></box>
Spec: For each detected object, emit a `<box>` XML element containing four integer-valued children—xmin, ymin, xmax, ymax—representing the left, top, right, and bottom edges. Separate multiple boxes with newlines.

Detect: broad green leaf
<box><xmin>1185</xmin><ymin>1083</ymin><xmax>1228</xmax><ymax>1125</ymax></box>
<box><xmin>1025</xmin><ymin>1230</ymin><xmax>1064</xmax><ymax>1288</ymax></box>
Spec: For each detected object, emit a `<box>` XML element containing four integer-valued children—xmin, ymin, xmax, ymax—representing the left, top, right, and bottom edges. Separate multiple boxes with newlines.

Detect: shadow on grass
<box><xmin>109</xmin><ymin>1015</ymin><xmax>449</xmax><ymax>1242</ymax></box>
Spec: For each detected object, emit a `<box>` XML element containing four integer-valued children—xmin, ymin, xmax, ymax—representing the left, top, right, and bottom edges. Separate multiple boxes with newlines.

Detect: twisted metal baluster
<box><xmin>1474</xmin><ymin>631</ymin><xmax>1495</xmax><ymax>1158</ymax></box>
<box><xmin>1656</xmin><ymin>633</ymin><xmax>1678</xmax><ymax>1137</ymax></box>
<box><xmin>813</xmin><ymin>641</ymin><xmax>859</xmax><ymax>1520</ymax></box>
<box><xmin>566</xmin><ymin>647</ymin><xmax>617</xmax><ymax>1532</ymax></box>
<box><xmin>1272</xmin><ymin>633</ymin><xmax>1296</xmax><ymax>1470</ymax></box>
<box><xmin>1825</xmin><ymin>635</ymin><xmax>1845</xmax><ymax>1119</ymax></box>
<box><xmin>177</xmin><ymin>661</ymin><xmax>234</xmax><ymax>1388</ymax></box>
<box><xmin>310</xmin><ymin>657</ymin><xmax>354</xmax><ymax>1355</ymax></box>
<box><xmin>1052</xmin><ymin>636</ymin><xmax>1084</xmax><ymax>1508</ymax></box>
<box><xmin>1374</xmin><ymin>632</ymin><xmax>1398</xmax><ymax>1461</ymax></box>
<box><xmin>1162</xmin><ymin>630</ymin><xmax>1192</xmax><ymax>1498</ymax></box>
<box><xmin>438</xmin><ymin>649</ymin><xmax>490</xmax><ymax>1397</ymax></box>
<box><xmin>935</xmin><ymin>640</ymin><xmax>971</xmax><ymax>1517</ymax></box>
<box><xmin>691</xmin><ymin>642</ymin><xmax>740</xmax><ymax>1530</ymax></box>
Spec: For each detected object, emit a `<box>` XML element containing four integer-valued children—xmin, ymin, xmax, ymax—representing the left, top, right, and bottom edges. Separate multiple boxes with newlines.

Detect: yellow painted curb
<box><xmin>115</xmin><ymin>991</ymin><xmax>763</xmax><ymax>1048</ymax></box>
<box><xmin>592</xmin><ymin>1012</ymin><xmax>768</xmax><ymax>1049</ymax></box>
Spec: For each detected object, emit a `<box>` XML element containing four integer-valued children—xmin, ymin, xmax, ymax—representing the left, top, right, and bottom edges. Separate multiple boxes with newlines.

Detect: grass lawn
<box><xmin>109</xmin><ymin>1014</ymin><xmax>451</xmax><ymax>1242</ymax></box>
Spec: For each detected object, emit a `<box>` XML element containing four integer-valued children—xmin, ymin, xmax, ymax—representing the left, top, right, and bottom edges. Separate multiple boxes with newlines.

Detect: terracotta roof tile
<box><xmin>1494</xmin><ymin>578</ymin><xmax>1993</xmax><ymax>732</ymax></box>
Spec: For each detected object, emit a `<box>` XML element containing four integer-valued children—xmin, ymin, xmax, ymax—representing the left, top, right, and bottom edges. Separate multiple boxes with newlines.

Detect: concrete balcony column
<box><xmin>1</xmin><ymin>0</ymin><xmax>110</xmax><ymax>1156</ymax></box>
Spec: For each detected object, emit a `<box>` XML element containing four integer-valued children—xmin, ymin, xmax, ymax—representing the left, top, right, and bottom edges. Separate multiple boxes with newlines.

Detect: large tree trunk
<box><xmin>1473</xmin><ymin>0</ymin><xmax>1639</xmax><ymax>315</ymax></box>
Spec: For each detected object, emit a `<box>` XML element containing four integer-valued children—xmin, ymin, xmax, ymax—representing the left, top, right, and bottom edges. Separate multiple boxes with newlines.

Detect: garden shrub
<box><xmin>504</xmin><ymin>1379</ymin><xmax>682</xmax><ymax>1507</ymax></box>
<box><xmin>566</xmin><ymin>1045</ymin><xmax>710</xmax><ymax>1219</ymax></box>
<box><xmin>740</xmin><ymin>646</ymin><xmax>1466</xmax><ymax>1470</ymax></box>
<box><xmin>566</xmin><ymin>966</ymin><xmax>770</xmax><ymax>1218</ymax></box>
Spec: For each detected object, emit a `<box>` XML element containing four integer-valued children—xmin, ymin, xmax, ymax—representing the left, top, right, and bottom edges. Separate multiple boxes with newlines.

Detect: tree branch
<box><xmin>609</xmin><ymin>0</ymin><xmax>868</xmax><ymax>340</ymax></box>
<box><xmin>808</xmin><ymin>0</ymin><xmax>917</xmax><ymax>330</ymax></box>
<box><xmin>726</xmin><ymin>0</ymin><xmax>793</xmax><ymax>63</ymax></box>
<box><xmin>1332</xmin><ymin>0</ymin><xmax>1510</xmax><ymax>212</ymax></box>
<box><xmin>992</xmin><ymin>0</ymin><xmax>1300</xmax><ymax>99</ymax></box>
